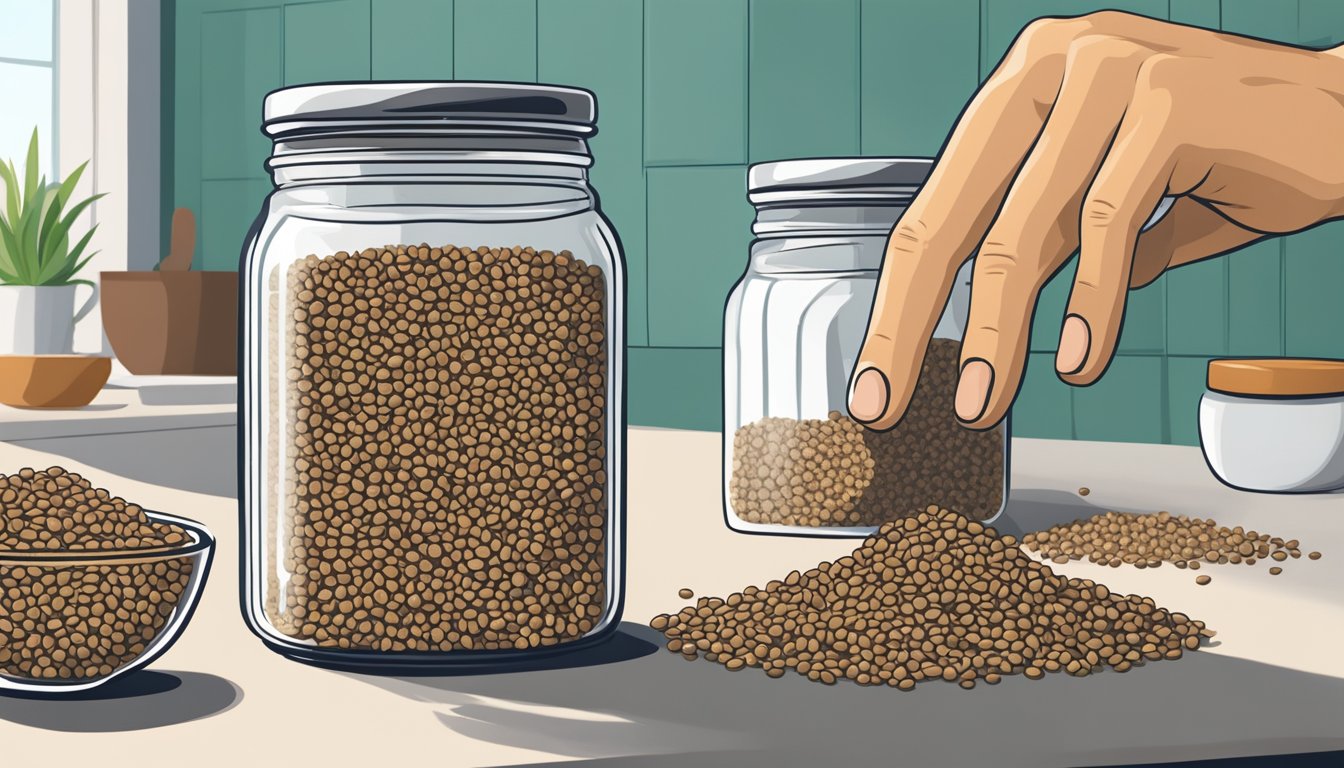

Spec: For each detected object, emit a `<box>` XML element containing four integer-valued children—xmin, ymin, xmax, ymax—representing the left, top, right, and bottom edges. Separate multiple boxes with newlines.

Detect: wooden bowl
<box><xmin>0</xmin><ymin>355</ymin><xmax>112</xmax><ymax>408</ymax></box>
<box><xmin>100</xmin><ymin>271</ymin><xmax>238</xmax><ymax>375</ymax></box>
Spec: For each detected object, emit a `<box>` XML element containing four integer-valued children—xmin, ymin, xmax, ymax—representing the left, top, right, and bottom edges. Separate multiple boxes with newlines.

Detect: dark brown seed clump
<box><xmin>0</xmin><ymin>468</ymin><xmax>195</xmax><ymax>680</ymax></box>
<box><xmin>652</xmin><ymin>506</ymin><xmax>1212</xmax><ymax>689</ymax></box>
<box><xmin>1022</xmin><ymin>511</ymin><xmax>1307</xmax><ymax>571</ymax></box>
<box><xmin>0</xmin><ymin>467</ymin><xmax>190</xmax><ymax>551</ymax></box>
<box><xmin>728</xmin><ymin>340</ymin><xmax>1004</xmax><ymax>528</ymax></box>
<box><xmin>271</xmin><ymin>244</ymin><xmax>608</xmax><ymax>653</ymax></box>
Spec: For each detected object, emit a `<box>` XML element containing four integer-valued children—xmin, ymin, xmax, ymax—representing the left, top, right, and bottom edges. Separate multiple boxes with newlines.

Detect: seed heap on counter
<box><xmin>0</xmin><ymin>467</ymin><xmax>196</xmax><ymax>681</ymax></box>
<box><xmin>653</xmin><ymin>506</ymin><xmax>1212</xmax><ymax>689</ymax></box>
<box><xmin>729</xmin><ymin>339</ymin><xmax>1004</xmax><ymax>528</ymax></box>
<box><xmin>270</xmin><ymin>244</ymin><xmax>609</xmax><ymax>653</ymax></box>
<box><xmin>1021</xmin><ymin>510</ymin><xmax>1318</xmax><ymax>584</ymax></box>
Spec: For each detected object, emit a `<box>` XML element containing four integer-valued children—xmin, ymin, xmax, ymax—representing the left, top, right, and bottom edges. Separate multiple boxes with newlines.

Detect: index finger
<box><xmin>848</xmin><ymin>21</ymin><xmax>1071</xmax><ymax>430</ymax></box>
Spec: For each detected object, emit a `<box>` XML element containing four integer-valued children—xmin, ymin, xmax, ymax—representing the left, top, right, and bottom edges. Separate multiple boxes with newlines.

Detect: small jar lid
<box><xmin>748</xmin><ymin>157</ymin><xmax>932</xmax><ymax>205</ymax></box>
<box><xmin>263</xmin><ymin>82</ymin><xmax>597</xmax><ymax>138</ymax></box>
<box><xmin>1207</xmin><ymin>358</ymin><xmax>1344</xmax><ymax>397</ymax></box>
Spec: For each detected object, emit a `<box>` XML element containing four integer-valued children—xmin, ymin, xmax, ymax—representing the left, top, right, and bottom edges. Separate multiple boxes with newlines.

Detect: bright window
<box><xmin>0</xmin><ymin>0</ymin><xmax>57</xmax><ymax>176</ymax></box>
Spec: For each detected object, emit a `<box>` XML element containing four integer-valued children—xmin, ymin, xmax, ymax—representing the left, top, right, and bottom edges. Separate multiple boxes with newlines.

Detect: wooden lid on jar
<box><xmin>1207</xmin><ymin>358</ymin><xmax>1344</xmax><ymax>397</ymax></box>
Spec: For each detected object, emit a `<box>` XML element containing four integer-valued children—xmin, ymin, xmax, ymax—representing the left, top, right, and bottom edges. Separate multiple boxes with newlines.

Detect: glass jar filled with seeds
<box><xmin>240</xmin><ymin>83</ymin><xmax>625</xmax><ymax>669</ymax></box>
<box><xmin>724</xmin><ymin>158</ymin><xmax>1008</xmax><ymax>537</ymax></box>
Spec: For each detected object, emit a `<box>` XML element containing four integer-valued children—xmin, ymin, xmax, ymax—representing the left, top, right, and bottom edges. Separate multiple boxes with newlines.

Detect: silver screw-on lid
<box><xmin>748</xmin><ymin>157</ymin><xmax>932</xmax><ymax>205</ymax></box>
<box><xmin>263</xmin><ymin>82</ymin><xmax>597</xmax><ymax>138</ymax></box>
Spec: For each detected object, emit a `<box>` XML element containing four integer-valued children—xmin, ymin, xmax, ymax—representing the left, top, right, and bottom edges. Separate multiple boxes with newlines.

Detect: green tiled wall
<box><xmin>169</xmin><ymin>0</ymin><xmax>1344</xmax><ymax>443</ymax></box>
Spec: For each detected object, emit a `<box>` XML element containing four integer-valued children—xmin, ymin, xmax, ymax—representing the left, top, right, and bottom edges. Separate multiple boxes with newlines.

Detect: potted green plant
<box><xmin>0</xmin><ymin>128</ymin><xmax>103</xmax><ymax>354</ymax></box>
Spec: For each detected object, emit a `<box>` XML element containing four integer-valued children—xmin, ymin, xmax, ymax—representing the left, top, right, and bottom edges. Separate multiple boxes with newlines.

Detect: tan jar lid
<box><xmin>1207</xmin><ymin>358</ymin><xmax>1344</xmax><ymax>397</ymax></box>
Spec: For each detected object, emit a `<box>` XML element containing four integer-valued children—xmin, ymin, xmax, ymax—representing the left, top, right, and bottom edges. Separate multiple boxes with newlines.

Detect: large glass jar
<box><xmin>724</xmin><ymin>158</ymin><xmax>1009</xmax><ymax>537</ymax></box>
<box><xmin>240</xmin><ymin>83</ymin><xmax>625</xmax><ymax>669</ymax></box>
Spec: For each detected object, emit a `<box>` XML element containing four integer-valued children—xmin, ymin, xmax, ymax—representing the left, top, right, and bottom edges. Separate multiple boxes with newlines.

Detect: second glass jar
<box><xmin>723</xmin><ymin>158</ymin><xmax>1009</xmax><ymax>537</ymax></box>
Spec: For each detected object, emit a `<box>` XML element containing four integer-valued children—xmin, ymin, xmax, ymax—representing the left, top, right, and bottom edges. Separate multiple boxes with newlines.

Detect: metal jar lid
<box><xmin>748</xmin><ymin>157</ymin><xmax>932</xmax><ymax>206</ymax></box>
<box><xmin>263</xmin><ymin>82</ymin><xmax>597</xmax><ymax>139</ymax></box>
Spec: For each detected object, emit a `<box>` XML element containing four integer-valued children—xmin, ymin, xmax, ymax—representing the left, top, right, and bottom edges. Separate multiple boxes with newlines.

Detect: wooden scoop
<box><xmin>159</xmin><ymin>208</ymin><xmax>196</xmax><ymax>271</ymax></box>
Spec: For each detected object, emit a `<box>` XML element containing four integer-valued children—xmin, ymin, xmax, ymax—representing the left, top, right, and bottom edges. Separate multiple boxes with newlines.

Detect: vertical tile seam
<box><xmin>978</xmin><ymin>0</ymin><xmax>989</xmax><ymax>80</ymax></box>
<box><xmin>279</xmin><ymin>1</ymin><xmax>288</xmax><ymax>84</ymax></box>
<box><xmin>641</xmin><ymin>0</ymin><xmax>651</xmax><ymax>347</ymax></box>
<box><xmin>197</xmin><ymin>0</ymin><xmax>205</xmax><ymax>264</ymax></box>
<box><xmin>644</xmin><ymin>168</ymin><xmax>653</xmax><ymax>346</ymax></box>
<box><xmin>1160</xmin><ymin>354</ymin><xmax>1171</xmax><ymax>444</ymax></box>
<box><xmin>1279</xmin><ymin>237</ymin><xmax>1287</xmax><ymax>354</ymax></box>
<box><xmin>1285</xmin><ymin>0</ymin><xmax>1299</xmax><ymax>353</ymax></box>
<box><xmin>533</xmin><ymin>0</ymin><xmax>539</xmax><ymax>81</ymax></box>
<box><xmin>744</xmin><ymin>0</ymin><xmax>751</xmax><ymax>165</ymax></box>
<box><xmin>979</xmin><ymin>0</ymin><xmax>989</xmax><ymax>81</ymax></box>
<box><xmin>856</xmin><ymin>0</ymin><xmax>862</xmax><ymax>152</ymax></box>
<box><xmin>639</xmin><ymin>0</ymin><xmax>649</xmax><ymax>347</ymax></box>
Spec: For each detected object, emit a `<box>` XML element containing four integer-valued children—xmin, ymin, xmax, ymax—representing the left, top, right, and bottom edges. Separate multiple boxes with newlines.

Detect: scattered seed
<box><xmin>653</xmin><ymin>506</ymin><xmax>1211</xmax><ymax>689</ymax></box>
<box><xmin>1309</xmin><ymin>552</ymin><xmax>1322</xmax><ymax>561</ymax></box>
<box><xmin>1023</xmin><ymin>511</ymin><xmax>1306</xmax><ymax>571</ymax></box>
<box><xmin>1078</xmin><ymin>487</ymin><xmax>1090</xmax><ymax>497</ymax></box>
<box><xmin>1269</xmin><ymin>567</ymin><xmax>1282</xmax><ymax>575</ymax></box>
<box><xmin>1196</xmin><ymin>575</ymin><xmax>1212</xmax><ymax>585</ymax></box>
<box><xmin>678</xmin><ymin>588</ymin><xmax>694</xmax><ymax>600</ymax></box>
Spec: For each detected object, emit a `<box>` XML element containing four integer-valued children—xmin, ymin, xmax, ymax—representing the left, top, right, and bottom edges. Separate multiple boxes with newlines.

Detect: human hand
<box><xmin>848</xmin><ymin>11</ymin><xmax>1344</xmax><ymax>431</ymax></box>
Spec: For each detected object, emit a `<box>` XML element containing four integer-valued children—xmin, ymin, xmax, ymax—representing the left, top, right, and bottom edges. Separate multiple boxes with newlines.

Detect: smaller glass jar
<box><xmin>1199</xmin><ymin>358</ymin><xmax>1344</xmax><ymax>493</ymax></box>
<box><xmin>723</xmin><ymin>158</ymin><xmax>1008</xmax><ymax>537</ymax></box>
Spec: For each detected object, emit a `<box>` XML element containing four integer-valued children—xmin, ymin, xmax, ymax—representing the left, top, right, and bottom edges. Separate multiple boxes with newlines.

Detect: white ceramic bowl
<box><xmin>1200</xmin><ymin>390</ymin><xmax>1344</xmax><ymax>493</ymax></box>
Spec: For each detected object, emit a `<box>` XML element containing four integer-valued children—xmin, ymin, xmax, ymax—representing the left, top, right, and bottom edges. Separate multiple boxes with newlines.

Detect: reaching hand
<box><xmin>848</xmin><ymin>12</ymin><xmax>1344</xmax><ymax>431</ymax></box>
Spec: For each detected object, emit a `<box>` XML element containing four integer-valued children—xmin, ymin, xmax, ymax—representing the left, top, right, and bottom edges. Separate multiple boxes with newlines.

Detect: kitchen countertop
<box><xmin>0</xmin><ymin>386</ymin><xmax>235</xmax><ymax>442</ymax></box>
<box><xmin>0</xmin><ymin>427</ymin><xmax>1341</xmax><ymax>766</ymax></box>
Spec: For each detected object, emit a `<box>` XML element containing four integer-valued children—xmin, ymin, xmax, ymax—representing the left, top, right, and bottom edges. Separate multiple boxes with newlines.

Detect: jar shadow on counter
<box><xmin>346</xmin><ymin>625</ymin><xmax>1344</xmax><ymax>766</ymax></box>
<box><xmin>333</xmin><ymin>623</ymin><xmax>659</xmax><ymax>679</ymax></box>
<box><xmin>0</xmin><ymin>671</ymin><xmax>242</xmax><ymax>732</ymax></box>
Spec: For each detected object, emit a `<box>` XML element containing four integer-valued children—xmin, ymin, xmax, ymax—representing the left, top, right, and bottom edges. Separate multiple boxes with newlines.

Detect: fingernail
<box><xmin>1056</xmin><ymin>314</ymin><xmax>1091</xmax><ymax>375</ymax></box>
<box><xmin>955</xmin><ymin>359</ymin><xmax>994</xmax><ymax>423</ymax></box>
<box><xmin>848</xmin><ymin>367</ymin><xmax>889</xmax><ymax>423</ymax></box>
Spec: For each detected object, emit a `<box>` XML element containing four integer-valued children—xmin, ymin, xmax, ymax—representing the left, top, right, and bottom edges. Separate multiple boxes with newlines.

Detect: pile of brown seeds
<box><xmin>0</xmin><ymin>467</ymin><xmax>196</xmax><ymax>681</ymax></box>
<box><xmin>269</xmin><ymin>244</ymin><xmax>608</xmax><ymax>653</ymax></box>
<box><xmin>728</xmin><ymin>340</ymin><xmax>1004</xmax><ymax>528</ymax></box>
<box><xmin>0</xmin><ymin>558</ymin><xmax>194</xmax><ymax>680</ymax></box>
<box><xmin>653</xmin><ymin>506</ymin><xmax>1212</xmax><ymax>688</ymax></box>
<box><xmin>0</xmin><ymin>467</ymin><xmax>191</xmax><ymax>551</ymax></box>
<box><xmin>1022</xmin><ymin>511</ymin><xmax>1314</xmax><ymax>573</ymax></box>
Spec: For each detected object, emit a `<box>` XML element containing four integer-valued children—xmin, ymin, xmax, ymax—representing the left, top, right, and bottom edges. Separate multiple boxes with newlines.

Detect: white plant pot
<box><xmin>0</xmin><ymin>283</ymin><xmax>99</xmax><ymax>354</ymax></box>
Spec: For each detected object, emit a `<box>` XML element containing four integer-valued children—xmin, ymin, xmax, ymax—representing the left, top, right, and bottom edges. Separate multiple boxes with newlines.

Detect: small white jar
<box><xmin>1199</xmin><ymin>358</ymin><xmax>1344</xmax><ymax>493</ymax></box>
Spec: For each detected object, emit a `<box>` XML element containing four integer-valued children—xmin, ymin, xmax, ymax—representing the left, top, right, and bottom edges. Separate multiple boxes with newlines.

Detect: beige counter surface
<box><xmin>0</xmin><ymin>428</ymin><xmax>1341</xmax><ymax>766</ymax></box>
